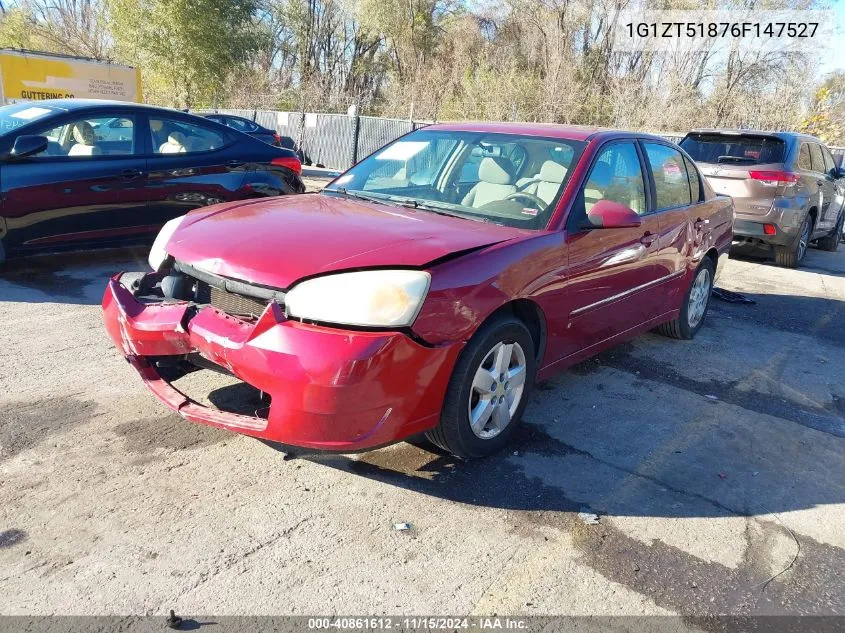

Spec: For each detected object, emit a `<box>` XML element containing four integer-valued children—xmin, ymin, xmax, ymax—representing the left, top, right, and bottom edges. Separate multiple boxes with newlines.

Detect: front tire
<box><xmin>657</xmin><ymin>258</ymin><xmax>715</xmax><ymax>340</ymax></box>
<box><xmin>426</xmin><ymin>315</ymin><xmax>536</xmax><ymax>459</ymax></box>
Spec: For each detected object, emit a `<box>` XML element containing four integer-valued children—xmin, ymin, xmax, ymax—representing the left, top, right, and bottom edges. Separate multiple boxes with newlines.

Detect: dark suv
<box><xmin>680</xmin><ymin>130</ymin><xmax>845</xmax><ymax>267</ymax></box>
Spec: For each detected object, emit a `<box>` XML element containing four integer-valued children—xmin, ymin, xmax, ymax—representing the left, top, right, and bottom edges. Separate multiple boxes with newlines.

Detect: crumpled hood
<box><xmin>165</xmin><ymin>193</ymin><xmax>529</xmax><ymax>288</ymax></box>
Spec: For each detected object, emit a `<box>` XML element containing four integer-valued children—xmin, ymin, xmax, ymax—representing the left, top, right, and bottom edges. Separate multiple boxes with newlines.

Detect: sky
<box><xmin>819</xmin><ymin>0</ymin><xmax>845</xmax><ymax>76</ymax></box>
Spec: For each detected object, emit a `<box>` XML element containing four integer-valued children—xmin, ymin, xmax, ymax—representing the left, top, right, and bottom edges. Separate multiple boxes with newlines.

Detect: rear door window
<box><xmin>643</xmin><ymin>143</ymin><xmax>692</xmax><ymax>210</ymax></box>
<box><xmin>223</xmin><ymin>117</ymin><xmax>258</xmax><ymax>133</ymax></box>
<box><xmin>821</xmin><ymin>145</ymin><xmax>836</xmax><ymax>175</ymax></box>
<box><xmin>797</xmin><ymin>143</ymin><xmax>812</xmax><ymax>170</ymax></box>
<box><xmin>150</xmin><ymin>117</ymin><xmax>226</xmax><ymax>154</ymax></box>
<box><xmin>680</xmin><ymin>133</ymin><xmax>786</xmax><ymax>165</ymax></box>
<box><xmin>683</xmin><ymin>156</ymin><xmax>702</xmax><ymax>202</ymax></box>
<box><xmin>809</xmin><ymin>144</ymin><xmax>825</xmax><ymax>173</ymax></box>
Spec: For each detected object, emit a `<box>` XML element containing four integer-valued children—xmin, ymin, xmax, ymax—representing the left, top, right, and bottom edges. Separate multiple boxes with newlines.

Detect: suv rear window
<box><xmin>680</xmin><ymin>133</ymin><xmax>786</xmax><ymax>165</ymax></box>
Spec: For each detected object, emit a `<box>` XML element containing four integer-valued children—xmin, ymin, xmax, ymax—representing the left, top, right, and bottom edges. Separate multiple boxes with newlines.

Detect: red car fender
<box><xmin>414</xmin><ymin>231</ymin><xmax>565</xmax><ymax>349</ymax></box>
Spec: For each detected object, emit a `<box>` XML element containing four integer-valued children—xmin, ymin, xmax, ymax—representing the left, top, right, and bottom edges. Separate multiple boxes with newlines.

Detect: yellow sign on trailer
<box><xmin>0</xmin><ymin>49</ymin><xmax>142</xmax><ymax>105</ymax></box>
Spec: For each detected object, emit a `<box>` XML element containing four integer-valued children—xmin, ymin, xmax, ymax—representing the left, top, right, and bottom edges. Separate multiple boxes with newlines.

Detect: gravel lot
<box><xmin>1</xmin><ymin>214</ymin><xmax>844</xmax><ymax>619</ymax></box>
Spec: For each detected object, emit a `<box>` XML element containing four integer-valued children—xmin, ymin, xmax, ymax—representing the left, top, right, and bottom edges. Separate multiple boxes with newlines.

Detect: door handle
<box><xmin>694</xmin><ymin>218</ymin><xmax>709</xmax><ymax>230</ymax></box>
<box><xmin>119</xmin><ymin>168</ymin><xmax>144</xmax><ymax>180</ymax></box>
<box><xmin>226</xmin><ymin>160</ymin><xmax>244</xmax><ymax>168</ymax></box>
<box><xmin>640</xmin><ymin>232</ymin><xmax>658</xmax><ymax>246</ymax></box>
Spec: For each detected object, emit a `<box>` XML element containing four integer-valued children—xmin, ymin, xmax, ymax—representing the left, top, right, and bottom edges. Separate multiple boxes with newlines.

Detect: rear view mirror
<box><xmin>586</xmin><ymin>199</ymin><xmax>642</xmax><ymax>229</ymax></box>
<box><xmin>9</xmin><ymin>135</ymin><xmax>48</xmax><ymax>160</ymax></box>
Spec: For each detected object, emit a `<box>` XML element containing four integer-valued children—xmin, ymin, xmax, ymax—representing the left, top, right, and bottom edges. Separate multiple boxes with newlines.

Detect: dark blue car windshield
<box><xmin>0</xmin><ymin>103</ymin><xmax>61</xmax><ymax>136</ymax></box>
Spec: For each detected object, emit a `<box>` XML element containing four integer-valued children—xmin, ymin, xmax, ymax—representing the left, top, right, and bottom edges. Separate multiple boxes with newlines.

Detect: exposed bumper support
<box><xmin>102</xmin><ymin>276</ymin><xmax>464</xmax><ymax>451</ymax></box>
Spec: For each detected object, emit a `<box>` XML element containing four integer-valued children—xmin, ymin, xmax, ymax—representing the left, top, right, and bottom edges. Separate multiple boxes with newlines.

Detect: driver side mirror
<box><xmin>833</xmin><ymin>153</ymin><xmax>844</xmax><ymax>179</ymax></box>
<box><xmin>585</xmin><ymin>199</ymin><xmax>642</xmax><ymax>229</ymax></box>
<box><xmin>9</xmin><ymin>135</ymin><xmax>48</xmax><ymax>160</ymax></box>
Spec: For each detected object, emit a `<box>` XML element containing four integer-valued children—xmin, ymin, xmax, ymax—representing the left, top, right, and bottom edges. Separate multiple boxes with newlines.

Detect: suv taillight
<box><xmin>271</xmin><ymin>155</ymin><xmax>302</xmax><ymax>175</ymax></box>
<box><xmin>749</xmin><ymin>170</ymin><xmax>800</xmax><ymax>187</ymax></box>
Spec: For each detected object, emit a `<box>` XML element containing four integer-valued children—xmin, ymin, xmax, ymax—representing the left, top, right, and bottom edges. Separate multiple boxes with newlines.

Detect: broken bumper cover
<box><xmin>102</xmin><ymin>277</ymin><xmax>463</xmax><ymax>451</ymax></box>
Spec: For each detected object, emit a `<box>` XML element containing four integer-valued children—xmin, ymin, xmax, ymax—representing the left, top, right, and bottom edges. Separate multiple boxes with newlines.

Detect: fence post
<box><xmin>349</xmin><ymin>112</ymin><xmax>361</xmax><ymax>168</ymax></box>
<box><xmin>296</xmin><ymin>111</ymin><xmax>306</xmax><ymax>158</ymax></box>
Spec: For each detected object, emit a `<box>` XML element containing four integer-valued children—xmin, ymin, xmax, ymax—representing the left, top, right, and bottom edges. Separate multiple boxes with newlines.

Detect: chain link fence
<box><xmin>195</xmin><ymin>109</ymin><xmax>424</xmax><ymax>170</ymax></box>
<box><xmin>196</xmin><ymin>108</ymin><xmax>845</xmax><ymax>172</ymax></box>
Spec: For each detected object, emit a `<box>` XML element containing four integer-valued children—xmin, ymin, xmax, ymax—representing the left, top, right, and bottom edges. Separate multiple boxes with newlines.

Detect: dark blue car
<box><xmin>0</xmin><ymin>99</ymin><xmax>304</xmax><ymax>264</ymax></box>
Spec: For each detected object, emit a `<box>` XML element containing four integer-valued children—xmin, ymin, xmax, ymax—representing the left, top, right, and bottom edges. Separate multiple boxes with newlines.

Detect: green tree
<box><xmin>0</xmin><ymin>5</ymin><xmax>40</xmax><ymax>50</ymax></box>
<box><xmin>108</xmin><ymin>0</ymin><xmax>262</xmax><ymax>107</ymax></box>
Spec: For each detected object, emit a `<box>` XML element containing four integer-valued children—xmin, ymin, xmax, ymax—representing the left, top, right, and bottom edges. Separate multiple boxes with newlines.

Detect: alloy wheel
<box><xmin>468</xmin><ymin>341</ymin><xmax>527</xmax><ymax>440</ymax></box>
<box><xmin>797</xmin><ymin>218</ymin><xmax>811</xmax><ymax>262</ymax></box>
<box><xmin>687</xmin><ymin>267</ymin><xmax>712</xmax><ymax>328</ymax></box>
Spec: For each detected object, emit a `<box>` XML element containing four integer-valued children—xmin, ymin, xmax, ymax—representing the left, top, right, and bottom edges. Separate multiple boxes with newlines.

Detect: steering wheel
<box><xmin>505</xmin><ymin>191</ymin><xmax>546</xmax><ymax>210</ymax></box>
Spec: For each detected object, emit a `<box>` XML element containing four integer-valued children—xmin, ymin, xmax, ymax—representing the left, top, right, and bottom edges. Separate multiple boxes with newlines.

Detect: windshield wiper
<box><xmin>384</xmin><ymin>196</ymin><xmax>492</xmax><ymax>223</ymax></box>
<box><xmin>329</xmin><ymin>188</ymin><xmax>402</xmax><ymax>207</ymax></box>
<box><xmin>717</xmin><ymin>155</ymin><xmax>755</xmax><ymax>164</ymax></box>
<box><xmin>329</xmin><ymin>188</ymin><xmax>490</xmax><ymax>223</ymax></box>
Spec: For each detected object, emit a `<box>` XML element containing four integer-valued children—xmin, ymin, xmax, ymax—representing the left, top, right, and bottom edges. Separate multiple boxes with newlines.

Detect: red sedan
<box><xmin>102</xmin><ymin>123</ymin><xmax>733</xmax><ymax>458</ymax></box>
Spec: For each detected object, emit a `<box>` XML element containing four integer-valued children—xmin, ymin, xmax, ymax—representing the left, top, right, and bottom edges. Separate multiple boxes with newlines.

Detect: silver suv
<box><xmin>680</xmin><ymin>130</ymin><xmax>845</xmax><ymax>267</ymax></box>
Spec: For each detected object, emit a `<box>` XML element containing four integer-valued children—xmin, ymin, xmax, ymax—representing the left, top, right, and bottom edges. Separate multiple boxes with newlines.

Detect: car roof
<box><xmin>18</xmin><ymin>98</ymin><xmax>190</xmax><ymax>115</ymax></box>
<box><xmin>687</xmin><ymin>129</ymin><xmax>822</xmax><ymax>143</ymax></box>
<box><xmin>426</xmin><ymin>121</ymin><xmax>671</xmax><ymax>143</ymax></box>
<box><xmin>203</xmin><ymin>112</ymin><xmax>248</xmax><ymax>120</ymax></box>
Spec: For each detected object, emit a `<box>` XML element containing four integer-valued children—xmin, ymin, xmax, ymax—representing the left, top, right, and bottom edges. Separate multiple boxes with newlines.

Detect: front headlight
<box><xmin>285</xmin><ymin>270</ymin><xmax>431</xmax><ymax>327</ymax></box>
<box><xmin>148</xmin><ymin>215</ymin><xmax>186</xmax><ymax>271</ymax></box>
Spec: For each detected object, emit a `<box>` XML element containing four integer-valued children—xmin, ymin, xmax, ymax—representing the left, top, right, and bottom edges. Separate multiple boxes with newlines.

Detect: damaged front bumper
<box><xmin>102</xmin><ymin>274</ymin><xmax>463</xmax><ymax>451</ymax></box>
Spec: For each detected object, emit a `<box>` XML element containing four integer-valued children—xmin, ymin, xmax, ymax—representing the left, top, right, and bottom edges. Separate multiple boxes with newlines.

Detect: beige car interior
<box><xmin>518</xmin><ymin>160</ymin><xmax>568</xmax><ymax>205</ymax></box>
<box><xmin>160</xmin><ymin>131</ymin><xmax>188</xmax><ymax>154</ymax></box>
<box><xmin>461</xmin><ymin>157</ymin><xmax>517</xmax><ymax>208</ymax></box>
<box><xmin>68</xmin><ymin>122</ymin><xmax>101</xmax><ymax>156</ymax></box>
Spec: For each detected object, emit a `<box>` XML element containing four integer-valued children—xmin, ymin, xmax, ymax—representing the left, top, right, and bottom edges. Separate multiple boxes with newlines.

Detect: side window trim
<box><xmin>632</xmin><ymin>140</ymin><xmax>655</xmax><ymax>214</ymax></box>
<box><xmin>639</xmin><ymin>140</ymin><xmax>694</xmax><ymax>213</ymax></box>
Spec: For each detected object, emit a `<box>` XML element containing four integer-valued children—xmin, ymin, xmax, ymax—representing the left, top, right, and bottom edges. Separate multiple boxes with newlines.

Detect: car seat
<box><xmin>68</xmin><ymin>122</ymin><xmax>101</xmax><ymax>156</ymax></box>
<box><xmin>159</xmin><ymin>132</ymin><xmax>187</xmax><ymax>154</ymax></box>
<box><xmin>520</xmin><ymin>160</ymin><xmax>567</xmax><ymax>206</ymax></box>
<box><xmin>461</xmin><ymin>157</ymin><xmax>517</xmax><ymax>208</ymax></box>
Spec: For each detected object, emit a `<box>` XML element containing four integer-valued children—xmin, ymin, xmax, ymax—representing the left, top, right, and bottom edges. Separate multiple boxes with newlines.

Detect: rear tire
<box><xmin>816</xmin><ymin>212</ymin><xmax>843</xmax><ymax>252</ymax></box>
<box><xmin>774</xmin><ymin>214</ymin><xmax>812</xmax><ymax>267</ymax></box>
<box><xmin>426</xmin><ymin>314</ymin><xmax>536</xmax><ymax>459</ymax></box>
<box><xmin>657</xmin><ymin>258</ymin><xmax>715</xmax><ymax>340</ymax></box>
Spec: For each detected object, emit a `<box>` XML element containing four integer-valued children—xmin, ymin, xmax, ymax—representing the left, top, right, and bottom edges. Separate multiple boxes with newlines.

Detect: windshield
<box><xmin>324</xmin><ymin>129</ymin><xmax>586</xmax><ymax>229</ymax></box>
<box><xmin>0</xmin><ymin>103</ymin><xmax>61</xmax><ymax>136</ymax></box>
<box><xmin>680</xmin><ymin>133</ymin><xmax>786</xmax><ymax>165</ymax></box>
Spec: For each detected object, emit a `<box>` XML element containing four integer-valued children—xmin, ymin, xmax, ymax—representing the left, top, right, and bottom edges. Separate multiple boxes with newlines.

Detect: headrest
<box><xmin>72</xmin><ymin>122</ymin><xmax>95</xmax><ymax>145</ymax></box>
<box><xmin>587</xmin><ymin>162</ymin><xmax>612</xmax><ymax>188</ymax></box>
<box><xmin>478</xmin><ymin>157</ymin><xmax>513</xmax><ymax>185</ymax></box>
<box><xmin>167</xmin><ymin>132</ymin><xmax>186</xmax><ymax>146</ymax></box>
<box><xmin>540</xmin><ymin>160</ymin><xmax>567</xmax><ymax>184</ymax></box>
